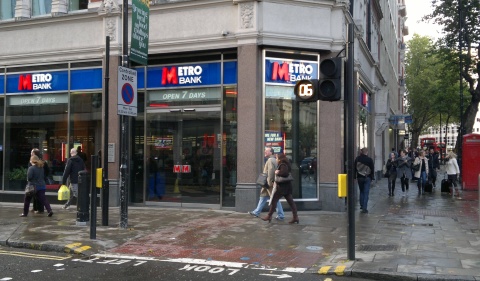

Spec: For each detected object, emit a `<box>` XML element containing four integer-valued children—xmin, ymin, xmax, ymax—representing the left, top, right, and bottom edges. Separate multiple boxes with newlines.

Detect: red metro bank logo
<box><xmin>18</xmin><ymin>73</ymin><xmax>53</xmax><ymax>91</ymax></box>
<box><xmin>161</xmin><ymin>65</ymin><xmax>203</xmax><ymax>85</ymax></box>
<box><xmin>267</xmin><ymin>60</ymin><xmax>317</xmax><ymax>85</ymax></box>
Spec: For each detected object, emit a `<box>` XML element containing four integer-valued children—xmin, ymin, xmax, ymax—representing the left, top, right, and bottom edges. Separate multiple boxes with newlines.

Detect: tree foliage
<box><xmin>425</xmin><ymin>0</ymin><xmax>480</xmax><ymax>151</ymax></box>
<box><xmin>405</xmin><ymin>35</ymin><xmax>439</xmax><ymax>148</ymax></box>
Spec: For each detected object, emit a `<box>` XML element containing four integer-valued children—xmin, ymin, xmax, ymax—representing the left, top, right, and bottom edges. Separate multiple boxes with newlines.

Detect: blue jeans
<box><xmin>251</xmin><ymin>196</ymin><xmax>284</xmax><ymax>219</ymax></box>
<box><xmin>417</xmin><ymin>171</ymin><xmax>427</xmax><ymax>193</ymax></box>
<box><xmin>358</xmin><ymin>177</ymin><xmax>371</xmax><ymax>211</ymax></box>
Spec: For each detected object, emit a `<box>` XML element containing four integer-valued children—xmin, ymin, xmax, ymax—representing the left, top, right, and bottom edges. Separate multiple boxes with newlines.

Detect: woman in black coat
<box><xmin>262</xmin><ymin>153</ymin><xmax>299</xmax><ymax>224</ymax></box>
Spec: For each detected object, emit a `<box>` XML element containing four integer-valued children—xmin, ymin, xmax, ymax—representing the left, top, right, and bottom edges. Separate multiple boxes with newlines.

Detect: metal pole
<box><xmin>119</xmin><ymin>0</ymin><xmax>129</xmax><ymax>229</ymax></box>
<box><xmin>458</xmin><ymin>0</ymin><xmax>464</xmax><ymax>174</ymax></box>
<box><xmin>102</xmin><ymin>36</ymin><xmax>110</xmax><ymax>226</ymax></box>
<box><xmin>439</xmin><ymin>113</ymin><xmax>442</xmax><ymax>164</ymax></box>
<box><xmin>90</xmin><ymin>155</ymin><xmax>98</xmax><ymax>239</ymax></box>
<box><xmin>346</xmin><ymin>23</ymin><xmax>356</xmax><ymax>260</ymax></box>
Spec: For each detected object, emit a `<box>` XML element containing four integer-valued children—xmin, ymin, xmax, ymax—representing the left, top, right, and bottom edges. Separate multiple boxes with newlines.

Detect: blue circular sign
<box><xmin>122</xmin><ymin>83</ymin><xmax>134</xmax><ymax>105</ymax></box>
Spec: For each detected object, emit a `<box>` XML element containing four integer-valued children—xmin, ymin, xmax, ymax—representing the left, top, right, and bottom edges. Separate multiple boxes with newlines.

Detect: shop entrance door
<box><xmin>146</xmin><ymin>106</ymin><xmax>221</xmax><ymax>206</ymax></box>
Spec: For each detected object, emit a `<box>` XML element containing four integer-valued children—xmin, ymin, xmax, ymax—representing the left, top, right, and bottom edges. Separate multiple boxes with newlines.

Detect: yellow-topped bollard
<box><xmin>338</xmin><ymin>174</ymin><xmax>347</xmax><ymax>197</ymax></box>
<box><xmin>96</xmin><ymin>168</ymin><xmax>103</xmax><ymax>188</ymax></box>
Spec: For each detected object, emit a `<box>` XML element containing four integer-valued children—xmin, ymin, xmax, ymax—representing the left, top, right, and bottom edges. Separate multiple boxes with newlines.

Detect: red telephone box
<box><xmin>462</xmin><ymin>134</ymin><xmax>480</xmax><ymax>190</ymax></box>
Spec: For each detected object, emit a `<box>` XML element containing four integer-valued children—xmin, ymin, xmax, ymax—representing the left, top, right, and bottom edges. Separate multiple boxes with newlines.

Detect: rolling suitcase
<box><xmin>441</xmin><ymin>174</ymin><xmax>450</xmax><ymax>193</ymax></box>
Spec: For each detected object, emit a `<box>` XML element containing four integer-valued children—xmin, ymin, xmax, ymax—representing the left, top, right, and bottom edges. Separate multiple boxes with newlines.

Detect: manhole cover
<box><xmin>357</xmin><ymin>244</ymin><xmax>398</xmax><ymax>251</ymax></box>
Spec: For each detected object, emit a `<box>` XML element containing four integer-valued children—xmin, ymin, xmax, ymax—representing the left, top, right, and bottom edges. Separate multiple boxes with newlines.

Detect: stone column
<box><xmin>235</xmin><ymin>44</ymin><xmax>263</xmax><ymax>213</ymax></box>
<box><xmin>15</xmin><ymin>0</ymin><xmax>30</xmax><ymax>19</ymax></box>
<box><xmin>51</xmin><ymin>0</ymin><xmax>68</xmax><ymax>15</ymax></box>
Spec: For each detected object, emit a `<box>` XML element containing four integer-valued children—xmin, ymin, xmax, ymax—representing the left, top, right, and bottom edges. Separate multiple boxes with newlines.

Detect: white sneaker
<box><xmin>62</xmin><ymin>205</ymin><xmax>70</xmax><ymax>210</ymax></box>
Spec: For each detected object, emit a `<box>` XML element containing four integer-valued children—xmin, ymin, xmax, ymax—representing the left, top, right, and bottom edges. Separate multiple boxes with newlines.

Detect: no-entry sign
<box><xmin>118</xmin><ymin>66</ymin><xmax>137</xmax><ymax>116</ymax></box>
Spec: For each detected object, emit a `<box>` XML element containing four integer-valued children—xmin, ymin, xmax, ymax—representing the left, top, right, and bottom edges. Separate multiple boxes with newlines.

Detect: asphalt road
<box><xmin>0</xmin><ymin>246</ymin><xmax>376</xmax><ymax>281</ymax></box>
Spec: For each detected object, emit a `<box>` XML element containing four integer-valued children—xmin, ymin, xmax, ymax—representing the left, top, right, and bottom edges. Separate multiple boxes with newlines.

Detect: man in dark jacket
<box><xmin>62</xmin><ymin>148</ymin><xmax>86</xmax><ymax>209</ymax></box>
<box><xmin>426</xmin><ymin>147</ymin><xmax>440</xmax><ymax>187</ymax></box>
<box><xmin>354</xmin><ymin>147</ymin><xmax>375</xmax><ymax>214</ymax></box>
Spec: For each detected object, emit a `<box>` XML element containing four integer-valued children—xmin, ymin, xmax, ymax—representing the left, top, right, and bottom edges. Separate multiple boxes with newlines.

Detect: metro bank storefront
<box><xmin>0</xmin><ymin>61</ymin><xmax>103</xmax><ymax>196</ymax></box>
<box><xmin>131</xmin><ymin>56</ymin><xmax>238</xmax><ymax>208</ymax></box>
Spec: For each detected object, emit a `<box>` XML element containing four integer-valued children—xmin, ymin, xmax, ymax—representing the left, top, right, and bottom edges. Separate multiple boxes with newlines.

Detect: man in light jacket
<box><xmin>248</xmin><ymin>147</ymin><xmax>285</xmax><ymax>220</ymax></box>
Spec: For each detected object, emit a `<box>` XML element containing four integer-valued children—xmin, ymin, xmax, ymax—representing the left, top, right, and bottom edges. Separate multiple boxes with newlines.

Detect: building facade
<box><xmin>0</xmin><ymin>0</ymin><xmax>405</xmax><ymax>212</ymax></box>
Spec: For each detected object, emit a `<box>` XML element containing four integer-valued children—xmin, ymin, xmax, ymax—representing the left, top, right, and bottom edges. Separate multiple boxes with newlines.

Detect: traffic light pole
<box><xmin>119</xmin><ymin>0</ymin><xmax>129</xmax><ymax>229</ymax></box>
<box><xmin>102</xmin><ymin>36</ymin><xmax>110</xmax><ymax>226</ymax></box>
<box><xmin>346</xmin><ymin>23</ymin><xmax>356</xmax><ymax>261</ymax></box>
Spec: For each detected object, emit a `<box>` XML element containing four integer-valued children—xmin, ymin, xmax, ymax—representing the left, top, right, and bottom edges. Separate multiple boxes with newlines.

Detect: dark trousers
<box><xmin>23</xmin><ymin>189</ymin><xmax>52</xmax><ymax>216</ymax></box>
<box><xmin>33</xmin><ymin>194</ymin><xmax>44</xmax><ymax>212</ymax></box>
<box><xmin>400</xmin><ymin>176</ymin><xmax>409</xmax><ymax>192</ymax></box>
<box><xmin>267</xmin><ymin>191</ymin><xmax>298</xmax><ymax>217</ymax></box>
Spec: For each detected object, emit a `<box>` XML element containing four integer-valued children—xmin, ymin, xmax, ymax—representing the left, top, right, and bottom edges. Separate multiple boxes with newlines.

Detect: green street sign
<box><xmin>130</xmin><ymin>0</ymin><xmax>149</xmax><ymax>65</ymax></box>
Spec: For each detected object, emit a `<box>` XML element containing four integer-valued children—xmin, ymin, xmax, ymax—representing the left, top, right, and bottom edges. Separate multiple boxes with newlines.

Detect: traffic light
<box><xmin>294</xmin><ymin>79</ymin><xmax>318</xmax><ymax>102</ymax></box>
<box><xmin>318</xmin><ymin>57</ymin><xmax>342</xmax><ymax>101</ymax></box>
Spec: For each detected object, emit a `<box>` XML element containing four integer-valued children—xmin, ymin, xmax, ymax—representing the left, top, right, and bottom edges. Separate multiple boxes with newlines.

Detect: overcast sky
<box><xmin>404</xmin><ymin>0</ymin><xmax>443</xmax><ymax>41</ymax></box>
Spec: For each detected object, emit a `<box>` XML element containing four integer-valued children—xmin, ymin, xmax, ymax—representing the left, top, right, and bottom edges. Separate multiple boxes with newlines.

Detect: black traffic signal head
<box><xmin>319</xmin><ymin>57</ymin><xmax>342</xmax><ymax>101</ymax></box>
<box><xmin>294</xmin><ymin>79</ymin><xmax>318</xmax><ymax>102</ymax></box>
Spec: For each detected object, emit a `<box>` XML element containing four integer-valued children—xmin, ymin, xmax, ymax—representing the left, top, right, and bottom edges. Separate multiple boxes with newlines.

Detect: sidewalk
<box><xmin>0</xmin><ymin>174</ymin><xmax>479</xmax><ymax>281</ymax></box>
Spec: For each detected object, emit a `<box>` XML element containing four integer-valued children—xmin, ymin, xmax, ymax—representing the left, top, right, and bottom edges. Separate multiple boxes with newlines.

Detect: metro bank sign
<box><xmin>6</xmin><ymin>71</ymin><xmax>68</xmax><ymax>93</ymax></box>
<box><xmin>147</xmin><ymin>62</ymin><xmax>222</xmax><ymax>88</ymax></box>
<box><xmin>265</xmin><ymin>58</ymin><xmax>318</xmax><ymax>86</ymax></box>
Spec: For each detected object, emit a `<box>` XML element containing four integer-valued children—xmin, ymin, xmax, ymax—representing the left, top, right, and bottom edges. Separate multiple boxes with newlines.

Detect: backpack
<box><xmin>357</xmin><ymin>162</ymin><xmax>371</xmax><ymax>176</ymax></box>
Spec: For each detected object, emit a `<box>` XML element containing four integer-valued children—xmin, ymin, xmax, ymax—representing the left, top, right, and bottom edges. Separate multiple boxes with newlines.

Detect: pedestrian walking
<box><xmin>354</xmin><ymin>147</ymin><xmax>375</xmax><ymax>214</ymax></box>
<box><xmin>20</xmin><ymin>155</ymin><xmax>53</xmax><ymax>217</ymax></box>
<box><xmin>426</xmin><ymin>147</ymin><xmax>440</xmax><ymax>187</ymax></box>
<box><xmin>445</xmin><ymin>151</ymin><xmax>460</xmax><ymax>197</ymax></box>
<box><xmin>61</xmin><ymin>148</ymin><xmax>86</xmax><ymax>209</ymax></box>
<box><xmin>396</xmin><ymin>149</ymin><xmax>412</xmax><ymax>196</ymax></box>
<box><xmin>29</xmin><ymin>148</ymin><xmax>50</xmax><ymax>214</ymax></box>
<box><xmin>261</xmin><ymin>153</ymin><xmax>299</xmax><ymax>224</ymax></box>
<box><xmin>413</xmin><ymin>150</ymin><xmax>429</xmax><ymax>195</ymax></box>
<box><xmin>248</xmin><ymin>147</ymin><xmax>285</xmax><ymax>220</ymax></box>
<box><xmin>385</xmin><ymin>152</ymin><xmax>398</xmax><ymax>196</ymax></box>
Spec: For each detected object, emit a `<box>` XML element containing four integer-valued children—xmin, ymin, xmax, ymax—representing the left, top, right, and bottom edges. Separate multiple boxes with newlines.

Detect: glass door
<box><xmin>146</xmin><ymin>106</ymin><xmax>221</xmax><ymax>206</ymax></box>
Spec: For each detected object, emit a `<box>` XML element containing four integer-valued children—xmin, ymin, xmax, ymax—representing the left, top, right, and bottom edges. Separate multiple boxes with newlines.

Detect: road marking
<box><xmin>334</xmin><ymin>265</ymin><xmax>346</xmax><ymax>275</ymax></box>
<box><xmin>318</xmin><ymin>265</ymin><xmax>347</xmax><ymax>275</ymax></box>
<box><xmin>259</xmin><ymin>273</ymin><xmax>292</xmax><ymax>278</ymax></box>
<box><xmin>318</xmin><ymin>266</ymin><xmax>331</xmax><ymax>274</ymax></box>
<box><xmin>0</xmin><ymin>250</ymin><xmax>69</xmax><ymax>261</ymax></box>
<box><xmin>65</xmin><ymin>243</ymin><xmax>91</xmax><ymax>254</ymax></box>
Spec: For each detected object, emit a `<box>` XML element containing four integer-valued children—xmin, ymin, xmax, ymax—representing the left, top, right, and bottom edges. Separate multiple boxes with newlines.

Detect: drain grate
<box><xmin>357</xmin><ymin>244</ymin><xmax>398</xmax><ymax>251</ymax></box>
<box><xmin>399</xmin><ymin>210</ymin><xmax>452</xmax><ymax>217</ymax></box>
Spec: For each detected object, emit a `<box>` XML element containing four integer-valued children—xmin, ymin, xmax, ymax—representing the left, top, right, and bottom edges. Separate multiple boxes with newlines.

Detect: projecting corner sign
<box><xmin>117</xmin><ymin>66</ymin><xmax>138</xmax><ymax>117</ymax></box>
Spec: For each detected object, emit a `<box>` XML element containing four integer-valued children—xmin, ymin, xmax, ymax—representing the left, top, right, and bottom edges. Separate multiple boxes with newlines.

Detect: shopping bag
<box><xmin>58</xmin><ymin>184</ymin><xmax>70</xmax><ymax>201</ymax></box>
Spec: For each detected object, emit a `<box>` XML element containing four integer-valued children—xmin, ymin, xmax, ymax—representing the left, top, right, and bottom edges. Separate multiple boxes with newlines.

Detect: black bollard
<box><xmin>77</xmin><ymin>170</ymin><xmax>90</xmax><ymax>226</ymax></box>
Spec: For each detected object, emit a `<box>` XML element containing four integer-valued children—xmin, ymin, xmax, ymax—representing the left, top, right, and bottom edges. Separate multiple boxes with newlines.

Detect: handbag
<box><xmin>275</xmin><ymin>173</ymin><xmax>293</xmax><ymax>183</ymax></box>
<box><xmin>412</xmin><ymin>163</ymin><xmax>421</xmax><ymax>171</ymax></box>
<box><xmin>383</xmin><ymin>171</ymin><xmax>390</xmax><ymax>178</ymax></box>
<box><xmin>256</xmin><ymin>173</ymin><xmax>268</xmax><ymax>186</ymax></box>
<box><xmin>25</xmin><ymin>183</ymin><xmax>36</xmax><ymax>196</ymax></box>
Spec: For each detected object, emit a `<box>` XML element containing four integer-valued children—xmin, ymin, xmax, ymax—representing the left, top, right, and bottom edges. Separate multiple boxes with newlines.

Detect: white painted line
<box><xmin>161</xmin><ymin>258</ymin><xmax>246</xmax><ymax>268</ymax></box>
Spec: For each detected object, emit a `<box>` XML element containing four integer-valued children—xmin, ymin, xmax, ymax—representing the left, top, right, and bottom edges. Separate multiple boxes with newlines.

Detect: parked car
<box><xmin>300</xmin><ymin>157</ymin><xmax>315</xmax><ymax>174</ymax></box>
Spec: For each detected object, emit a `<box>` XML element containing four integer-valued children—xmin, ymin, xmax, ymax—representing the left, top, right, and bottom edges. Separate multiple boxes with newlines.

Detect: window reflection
<box><xmin>0</xmin><ymin>0</ymin><xmax>15</xmax><ymax>20</ymax></box>
<box><xmin>32</xmin><ymin>0</ymin><xmax>52</xmax><ymax>16</ymax></box>
<box><xmin>265</xmin><ymin>86</ymin><xmax>317</xmax><ymax>199</ymax></box>
<box><xmin>69</xmin><ymin>0</ymin><xmax>88</xmax><ymax>11</ymax></box>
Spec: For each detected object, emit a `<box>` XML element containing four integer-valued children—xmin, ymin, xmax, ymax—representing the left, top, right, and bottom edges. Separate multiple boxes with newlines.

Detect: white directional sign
<box><xmin>117</xmin><ymin>66</ymin><xmax>137</xmax><ymax>116</ymax></box>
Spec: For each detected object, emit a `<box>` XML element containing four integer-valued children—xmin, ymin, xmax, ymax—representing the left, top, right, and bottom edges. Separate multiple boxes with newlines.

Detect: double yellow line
<box><xmin>0</xmin><ymin>250</ymin><xmax>68</xmax><ymax>261</ymax></box>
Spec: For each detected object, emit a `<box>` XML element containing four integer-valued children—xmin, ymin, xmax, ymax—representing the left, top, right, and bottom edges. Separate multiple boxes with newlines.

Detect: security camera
<box><xmin>221</xmin><ymin>31</ymin><xmax>229</xmax><ymax>36</ymax></box>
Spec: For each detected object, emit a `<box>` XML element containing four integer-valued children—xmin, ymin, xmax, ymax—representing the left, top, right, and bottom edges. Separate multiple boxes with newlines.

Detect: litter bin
<box><xmin>77</xmin><ymin>170</ymin><xmax>90</xmax><ymax>226</ymax></box>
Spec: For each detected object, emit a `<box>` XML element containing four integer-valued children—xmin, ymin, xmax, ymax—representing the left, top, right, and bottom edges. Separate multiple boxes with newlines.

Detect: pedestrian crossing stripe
<box><xmin>318</xmin><ymin>265</ymin><xmax>346</xmax><ymax>275</ymax></box>
<box><xmin>65</xmin><ymin>243</ymin><xmax>91</xmax><ymax>254</ymax></box>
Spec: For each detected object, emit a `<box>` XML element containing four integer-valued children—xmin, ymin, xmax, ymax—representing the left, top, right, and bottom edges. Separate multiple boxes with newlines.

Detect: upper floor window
<box><xmin>32</xmin><ymin>0</ymin><xmax>52</xmax><ymax>16</ymax></box>
<box><xmin>70</xmin><ymin>0</ymin><xmax>89</xmax><ymax>11</ymax></box>
<box><xmin>0</xmin><ymin>0</ymin><xmax>15</xmax><ymax>20</ymax></box>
